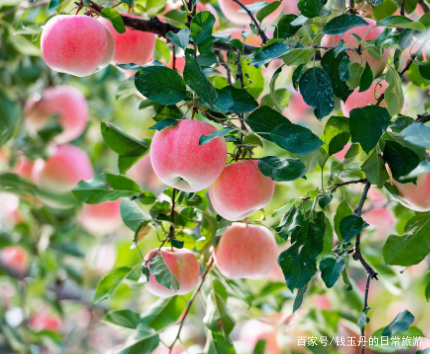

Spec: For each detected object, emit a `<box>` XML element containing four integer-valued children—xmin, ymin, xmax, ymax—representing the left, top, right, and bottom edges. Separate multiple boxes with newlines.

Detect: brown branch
<box><xmin>215</xmin><ymin>50</ymin><xmax>232</xmax><ymax>85</ymax></box>
<box><xmin>415</xmin><ymin>114</ymin><xmax>430</xmax><ymax>123</ymax></box>
<box><xmin>232</xmin><ymin>0</ymin><xmax>269</xmax><ymax>44</ymax></box>
<box><xmin>400</xmin><ymin>0</ymin><xmax>406</xmax><ymax>16</ymax></box>
<box><xmin>331</xmin><ymin>178</ymin><xmax>368</xmax><ymax>193</ymax></box>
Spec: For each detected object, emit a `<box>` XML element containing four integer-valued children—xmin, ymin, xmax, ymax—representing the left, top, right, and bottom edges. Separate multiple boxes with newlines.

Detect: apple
<box><xmin>41</xmin><ymin>15</ymin><xmax>110</xmax><ymax>77</ymax></box>
<box><xmin>214</xmin><ymin>223</ymin><xmax>277</xmax><ymax>279</ymax></box>
<box><xmin>0</xmin><ymin>246</ymin><xmax>28</xmax><ymax>274</ymax></box>
<box><xmin>283</xmin><ymin>91</ymin><xmax>314</xmax><ymax>123</ymax></box>
<box><xmin>32</xmin><ymin>144</ymin><xmax>93</xmax><ymax>194</ymax></box>
<box><xmin>333</xmin><ymin>143</ymin><xmax>351</xmax><ymax>160</ymax></box>
<box><xmin>391</xmin><ymin>172</ymin><xmax>430</xmax><ymax>212</ymax></box>
<box><xmin>150</xmin><ymin>120</ymin><xmax>227</xmax><ymax>193</ymax></box>
<box><xmin>78</xmin><ymin>200</ymin><xmax>122</xmax><ymax>236</ymax></box>
<box><xmin>13</xmin><ymin>156</ymin><xmax>34</xmax><ymax>179</ymax></box>
<box><xmin>209</xmin><ymin>160</ymin><xmax>275</xmax><ymax>221</ymax></box>
<box><xmin>29</xmin><ymin>312</ymin><xmax>62</xmax><ymax>332</ymax></box>
<box><xmin>222</xmin><ymin>28</ymin><xmax>262</xmax><ymax>46</ymax></box>
<box><xmin>363</xmin><ymin>205</ymin><xmax>395</xmax><ymax>239</ymax></box>
<box><xmin>239</xmin><ymin>319</ymin><xmax>280</xmax><ymax>354</ymax></box>
<box><xmin>0</xmin><ymin>192</ymin><xmax>20</xmax><ymax>225</ymax></box>
<box><xmin>99</xmin><ymin>14</ymin><xmax>155</xmax><ymax>65</ymax></box>
<box><xmin>321</xmin><ymin>18</ymin><xmax>388</xmax><ymax>79</ymax></box>
<box><xmin>218</xmin><ymin>0</ymin><xmax>283</xmax><ymax>25</ymax></box>
<box><xmin>87</xmin><ymin>244</ymin><xmax>117</xmax><ymax>275</ymax></box>
<box><xmin>284</xmin><ymin>0</ymin><xmax>299</xmax><ymax>14</ymax></box>
<box><xmin>341</xmin><ymin>80</ymin><xmax>388</xmax><ymax>116</ymax></box>
<box><xmin>25</xmin><ymin>85</ymin><xmax>88</xmax><ymax>144</ymax></box>
<box><xmin>144</xmin><ymin>247</ymin><xmax>200</xmax><ymax>297</ymax></box>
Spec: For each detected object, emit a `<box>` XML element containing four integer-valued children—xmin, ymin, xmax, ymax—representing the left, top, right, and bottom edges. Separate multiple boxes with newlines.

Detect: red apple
<box><xmin>0</xmin><ymin>246</ymin><xmax>29</xmax><ymax>274</ymax></box>
<box><xmin>78</xmin><ymin>200</ymin><xmax>122</xmax><ymax>236</ymax></box>
<box><xmin>218</xmin><ymin>0</ymin><xmax>283</xmax><ymax>25</ymax></box>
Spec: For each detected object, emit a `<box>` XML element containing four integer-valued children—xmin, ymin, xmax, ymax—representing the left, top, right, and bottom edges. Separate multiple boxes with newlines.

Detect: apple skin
<box><xmin>321</xmin><ymin>18</ymin><xmax>388</xmax><ymax>79</ymax></box>
<box><xmin>209</xmin><ymin>160</ymin><xmax>275</xmax><ymax>221</ymax></box>
<box><xmin>127</xmin><ymin>154</ymin><xmax>163</xmax><ymax>192</ymax></box>
<box><xmin>283</xmin><ymin>91</ymin><xmax>314</xmax><ymax>123</ymax></box>
<box><xmin>214</xmin><ymin>223</ymin><xmax>277</xmax><ymax>279</ymax></box>
<box><xmin>41</xmin><ymin>15</ymin><xmax>108</xmax><ymax>77</ymax></box>
<box><xmin>0</xmin><ymin>192</ymin><xmax>20</xmax><ymax>225</ymax></box>
<box><xmin>78</xmin><ymin>200</ymin><xmax>122</xmax><ymax>236</ymax></box>
<box><xmin>341</xmin><ymin>80</ymin><xmax>388</xmax><ymax>116</ymax></box>
<box><xmin>392</xmin><ymin>172</ymin><xmax>430</xmax><ymax>212</ymax></box>
<box><xmin>144</xmin><ymin>247</ymin><xmax>200</xmax><ymax>298</ymax></box>
<box><xmin>150</xmin><ymin>120</ymin><xmax>227</xmax><ymax>193</ymax></box>
<box><xmin>25</xmin><ymin>86</ymin><xmax>88</xmax><ymax>144</ymax></box>
<box><xmin>99</xmin><ymin>14</ymin><xmax>155</xmax><ymax>65</ymax></box>
<box><xmin>0</xmin><ymin>246</ymin><xmax>29</xmax><ymax>274</ymax></box>
<box><xmin>363</xmin><ymin>205</ymin><xmax>395</xmax><ymax>239</ymax></box>
<box><xmin>98</xmin><ymin>22</ymin><xmax>116</xmax><ymax>69</ymax></box>
<box><xmin>218</xmin><ymin>0</ymin><xmax>282</xmax><ymax>25</ymax></box>
<box><xmin>29</xmin><ymin>312</ymin><xmax>62</xmax><ymax>332</ymax></box>
<box><xmin>239</xmin><ymin>319</ymin><xmax>280</xmax><ymax>354</ymax></box>
<box><xmin>13</xmin><ymin>156</ymin><xmax>34</xmax><ymax>179</ymax></box>
<box><xmin>32</xmin><ymin>145</ymin><xmax>93</xmax><ymax>194</ymax></box>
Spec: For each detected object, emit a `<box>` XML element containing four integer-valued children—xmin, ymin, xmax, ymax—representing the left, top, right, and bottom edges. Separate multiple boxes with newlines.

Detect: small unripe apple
<box><xmin>209</xmin><ymin>160</ymin><xmax>275</xmax><ymax>221</ymax></box>
<box><xmin>78</xmin><ymin>200</ymin><xmax>122</xmax><ymax>236</ymax></box>
<box><xmin>341</xmin><ymin>81</ymin><xmax>388</xmax><ymax>116</ymax></box>
<box><xmin>214</xmin><ymin>223</ymin><xmax>277</xmax><ymax>279</ymax></box>
<box><xmin>25</xmin><ymin>86</ymin><xmax>88</xmax><ymax>144</ymax></box>
<box><xmin>150</xmin><ymin>120</ymin><xmax>227</xmax><ymax>192</ymax></box>
<box><xmin>32</xmin><ymin>144</ymin><xmax>93</xmax><ymax>194</ymax></box>
<box><xmin>218</xmin><ymin>0</ymin><xmax>282</xmax><ymax>25</ymax></box>
<box><xmin>0</xmin><ymin>246</ymin><xmax>29</xmax><ymax>274</ymax></box>
<box><xmin>99</xmin><ymin>14</ymin><xmax>155</xmax><ymax>65</ymax></box>
<box><xmin>144</xmin><ymin>247</ymin><xmax>200</xmax><ymax>298</ymax></box>
<box><xmin>41</xmin><ymin>15</ymin><xmax>109</xmax><ymax>77</ymax></box>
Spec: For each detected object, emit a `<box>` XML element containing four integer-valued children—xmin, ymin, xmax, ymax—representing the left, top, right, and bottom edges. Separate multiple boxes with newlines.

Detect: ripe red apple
<box><xmin>239</xmin><ymin>319</ymin><xmax>280</xmax><ymax>354</ymax></box>
<box><xmin>25</xmin><ymin>86</ymin><xmax>88</xmax><ymax>144</ymax></box>
<box><xmin>333</xmin><ymin>143</ymin><xmax>351</xmax><ymax>160</ymax></box>
<box><xmin>284</xmin><ymin>0</ymin><xmax>299</xmax><ymax>14</ymax></box>
<box><xmin>13</xmin><ymin>156</ymin><xmax>34</xmax><ymax>179</ymax></box>
<box><xmin>209</xmin><ymin>160</ymin><xmax>275</xmax><ymax>221</ymax></box>
<box><xmin>222</xmin><ymin>28</ymin><xmax>262</xmax><ymax>46</ymax></box>
<box><xmin>127</xmin><ymin>154</ymin><xmax>163</xmax><ymax>192</ymax></box>
<box><xmin>321</xmin><ymin>18</ymin><xmax>388</xmax><ymax>78</ymax></box>
<box><xmin>98</xmin><ymin>22</ymin><xmax>116</xmax><ymax>70</ymax></box>
<box><xmin>99</xmin><ymin>14</ymin><xmax>155</xmax><ymax>65</ymax></box>
<box><xmin>283</xmin><ymin>91</ymin><xmax>314</xmax><ymax>123</ymax></box>
<box><xmin>391</xmin><ymin>172</ymin><xmax>430</xmax><ymax>211</ymax></box>
<box><xmin>0</xmin><ymin>246</ymin><xmax>29</xmax><ymax>274</ymax></box>
<box><xmin>41</xmin><ymin>15</ymin><xmax>110</xmax><ymax>77</ymax></box>
<box><xmin>0</xmin><ymin>192</ymin><xmax>20</xmax><ymax>225</ymax></box>
<box><xmin>341</xmin><ymin>80</ymin><xmax>388</xmax><ymax>116</ymax></box>
<box><xmin>218</xmin><ymin>0</ymin><xmax>282</xmax><ymax>25</ymax></box>
<box><xmin>78</xmin><ymin>200</ymin><xmax>122</xmax><ymax>236</ymax></box>
<box><xmin>32</xmin><ymin>144</ymin><xmax>93</xmax><ymax>194</ymax></box>
<box><xmin>214</xmin><ymin>223</ymin><xmax>277</xmax><ymax>279</ymax></box>
<box><xmin>150</xmin><ymin>120</ymin><xmax>227</xmax><ymax>192</ymax></box>
<box><xmin>144</xmin><ymin>247</ymin><xmax>200</xmax><ymax>297</ymax></box>
<box><xmin>363</xmin><ymin>206</ymin><xmax>395</xmax><ymax>239</ymax></box>
<box><xmin>29</xmin><ymin>312</ymin><xmax>62</xmax><ymax>332</ymax></box>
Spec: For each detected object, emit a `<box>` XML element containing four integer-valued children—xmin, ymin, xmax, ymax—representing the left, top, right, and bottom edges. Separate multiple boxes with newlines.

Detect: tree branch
<box><xmin>331</xmin><ymin>178</ymin><xmax>368</xmax><ymax>193</ymax></box>
<box><xmin>231</xmin><ymin>0</ymin><xmax>269</xmax><ymax>44</ymax></box>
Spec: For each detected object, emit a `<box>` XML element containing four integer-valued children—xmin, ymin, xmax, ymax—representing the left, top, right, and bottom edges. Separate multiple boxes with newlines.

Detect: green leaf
<box><xmin>385</xmin><ymin>64</ymin><xmax>404</xmax><ymax>116</ymax></box>
<box><xmin>166</xmin><ymin>28</ymin><xmax>190</xmax><ymax>49</ymax></box>
<box><xmin>346</xmin><ymin>62</ymin><xmax>364</xmax><ymax>90</ymax></box>
<box><xmin>245</xmin><ymin>106</ymin><xmax>289</xmax><ymax>142</ymax></box>
<box><xmin>358</xmin><ymin>308</ymin><xmax>370</xmax><ymax>329</ymax></box>
<box><xmin>425</xmin><ymin>280</ymin><xmax>430</xmax><ymax>302</ymax></box>
<box><xmin>216</xmin><ymin>86</ymin><xmax>258</xmax><ymax>113</ymax></box>
<box><xmin>319</xmin><ymin>257</ymin><xmax>346</xmax><ymax>288</ymax></box>
<box><xmin>278</xmin><ymin>220</ymin><xmax>324</xmax><ymax>291</ymax></box>
<box><xmin>361</xmin><ymin>149</ymin><xmax>388</xmax><ymax>188</ymax></box>
<box><xmin>283</xmin><ymin>49</ymin><xmax>313</xmax><ymax>68</ymax></box>
<box><xmin>383</xmin><ymin>140</ymin><xmax>420</xmax><ymax>180</ymax></box>
<box><xmin>72</xmin><ymin>173</ymin><xmax>141</xmax><ymax>204</ymax></box>
<box><xmin>135</xmin><ymin>66</ymin><xmax>187</xmax><ymax>105</ymax></box>
<box><xmin>100</xmin><ymin>8</ymin><xmax>125</xmax><ymax>33</ymax></box>
<box><xmin>148</xmin><ymin>118</ymin><xmax>178</xmax><ymax>131</ymax></box>
<box><xmin>271</xmin><ymin>123</ymin><xmax>325</xmax><ymax>155</ymax></box>
<box><xmin>250</xmin><ymin>42</ymin><xmax>290</xmax><ymax>69</ymax></box>
<box><xmin>0</xmin><ymin>92</ymin><xmax>17</xmax><ymax>148</ymax></box>
<box><xmin>93</xmin><ymin>267</ymin><xmax>133</xmax><ymax>304</ymax></box>
<box><xmin>199</xmin><ymin>128</ymin><xmax>234</xmax><ymax>145</ymax></box>
<box><xmin>299</xmin><ymin>67</ymin><xmax>334</xmax><ymax>120</ymax></box>
<box><xmin>383</xmin><ymin>213</ymin><xmax>430</xmax><ymax>266</ymax></box>
<box><xmin>184</xmin><ymin>54</ymin><xmax>218</xmax><ymax>107</ymax></box>
<box><xmin>323</xmin><ymin>14</ymin><xmax>368</xmax><ymax>35</ymax></box>
<box><xmin>322</xmin><ymin>216</ymin><xmax>334</xmax><ymax>254</ymax></box>
<box><xmin>293</xmin><ymin>283</ymin><xmax>308</xmax><ymax>312</ymax></box>
<box><xmin>381</xmin><ymin>310</ymin><xmax>415</xmax><ymax>338</ymax></box>
<box><xmin>103</xmin><ymin>309</ymin><xmax>140</xmax><ymax>329</ymax></box>
<box><xmin>205</xmin><ymin>331</ymin><xmax>237</xmax><ymax>354</ymax></box>
<box><xmin>321</xmin><ymin>49</ymin><xmax>352</xmax><ymax>102</ymax></box>
<box><xmin>120</xmin><ymin>199</ymin><xmax>151</xmax><ymax>232</ymax></box>
<box><xmin>359</xmin><ymin>62</ymin><xmax>374</xmax><ymax>92</ymax></box>
<box><xmin>334</xmin><ymin>201</ymin><xmax>352</xmax><ymax>241</ymax></box>
<box><xmin>377</xmin><ymin>16</ymin><xmax>426</xmax><ymax>31</ymax></box>
<box><xmin>276</xmin><ymin>205</ymin><xmax>304</xmax><ymax>241</ymax></box>
<box><xmin>149</xmin><ymin>253</ymin><xmax>180</xmax><ymax>291</ymax></box>
<box><xmin>238</xmin><ymin>1</ymin><xmax>268</xmax><ymax>14</ymax></box>
<box><xmin>390</xmin><ymin>116</ymin><xmax>414</xmax><ymax>133</ymax></box>
<box><xmin>190</xmin><ymin>11</ymin><xmax>215</xmax><ymax>45</ymax></box>
<box><xmin>418</xmin><ymin>61</ymin><xmax>430</xmax><ymax>80</ymax></box>
<box><xmin>298</xmin><ymin>0</ymin><xmax>327</xmax><ymax>18</ymax></box>
<box><xmin>257</xmin><ymin>1</ymin><xmax>281</xmax><ymax>22</ymax></box>
<box><xmin>203</xmin><ymin>289</ymin><xmax>235</xmax><ymax>336</ymax></box>
<box><xmin>367</xmin><ymin>0</ymin><xmax>384</xmax><ymax>8</ymax></box>
<box><xmin>258</xmin><ymin>156</ymin><xmax>306</xmax><ymax>182</ymax></box>
<box><xmin>274</xmin><ymin>14</ymin><xmax>300</xmax><ymax>39</ymax></box>
<box><xmin>140</xmin><ymin>296</ymin><xmax>188</xmax><ymax>331</ymax></box>
<box><xmin>114</xmin><ymin>323</ymin><xmax>159</xmax><ymax>354</ymax></box>
<box><xmin>323</xmin><ymin>116</ymin><xmax>350</xmax><ymax>156</ymax></box>
<box><xmin>368</xmin><ymin>326</ymin><xmax>424</xmax><ymax>352</ymax></box>
<box><xmin>402</xmin><ymin>123</ymin><xmax>430</xmax><ymax>148</ymax></box>
<box><xmin>349</xmin><ymin>105</ymin><xmax>391</xmax><ymax>153</ymax></box>
<box><xmin>340</xmin><ymin>215</ymin><xmax>369</xmax><ymax>244</ymax></box>
<box><xmin>269</xmin><ymin>67</ymin><xmax>283</xmax><ymax>113</ymax></box>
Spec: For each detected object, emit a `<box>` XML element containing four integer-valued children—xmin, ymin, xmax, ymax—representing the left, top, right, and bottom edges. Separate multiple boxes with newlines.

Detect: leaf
<box><xmin>140</xmin><ymin>296</ymin><xmax>188</xmax><ymax>331</ymax></box>
<box><xmin>114</xmin><ymin>323</ymin><xmax>160</xmax><ymax>354</ymax></box>
<box><xmin>390</xmin><ymin>116</ymin><xmax>414</xmax><ymax>133</ymax></box>
<box><xmin>0</xmin><ymin>91</ymin><xmax>17</xmax><ymax>148</ymax></box>
<box><xmin>346</xmin><ymin>62</ymin><xmax>364</xmax><ymax>90</ymax></box>
<box><xmin>258</xmin><ymin>156</ymin><xmax>306</xmax><ymax>182</ymax></box>
<box><xmin>349</xmin><ymin>105</ymin><xmax>391</xmax><ymax>153</ymax></box>
<box><xmin>203</xmin><ymin>290</ymin><xmax>235</xmax><ymax>337</ymax></box>
<box><xmin>367</xmin><ymin>0</ymin><xmax>383</xmax><ymax>7</ymax></box>
<box><xmin>166</xmin><ymin>28</ymin><xmax>190</xmax><ymax>49</ymax></box>
<box><xmin>297</xmin><ymin>0</ymin><xmax>327</xmax><ymax>18</ymax></box>
<box><xmin>205</xmin><ymin>331</ymin><xmax>237</xmax><ymax>354</ymax></box>
<box><xmin>323</xmin><ymin>116</ymin><xmax>350</xmax><ymax>156</ymax></box>
<box><xmin>93</xmin><ymin>267</ymin><xmax>132</xmax><ymax>304</ymax></box>
<box><xmin>361</xmin><ymin>149</ymin><xmax>388</xmax><ymax>188</ymax></box>
<box><xmin>334</xmin><ymin>201</ymin><xmax>352</xmax><ymax>240</ymax></box>
<box><xmin>299</xmin><ymin>67</ymin><xmax>334</xmax><ymax>120</ymax></box>
<box><xmin>319</xmin><ymin>257</ymin><xmax>346</xmax><ymax>288</ymax></box>
<box><xmin>135</xmin><ymin>66</ymin><xmax>187</xmax><ymax>105</ymax></box>
<box><xmin>184</xmin><ymin>54</ymin><xmax>218</xmax><ymax>107</ymax></box>
<box><xmin>383</xmin><ymin>213</ymin><xmax>430</xmax><ymax>266</ymax></box>
<box><xmin>276</xmin><ymin>205</ymin><xmax>304</xmax><ymax>241</ymax></box>
<box><xmin>321</xmin><ymin>49</ymin><xmax>353</xmax><ymax>102</ymax></box>
<box><xmin>72</xmin><ymin>173</ymin><xmax>141</xmax><ymax>204</ymax></box>
<box><xmin>238</xmin><ymin>1</ymin><xmax>268</xmax><ymax>14</ymax></box>
<box><xmin>323</xmin><ymin>14</ymin><xmax>368</xmax><ymax>35</ymax></box>
<box><xmin>190</xmin><ymin>11</ymin><xmax>215</xmax><ymax>45</ymax></box>
<box><xmin>377</xmin><ymin>16</ymin><xmax>426</xmax><ymax>31</ymax></box>
<box><xmin>100</xmin><ymin>8</ymin><xmax>125</xmax><ymax>33</ymax></box>
<box><xmin>274</xmin><ymin>14</ymin><xmax>301</xmax><ymax>39</ymax></box>
<box><xmin>103</xmin><ymin>309</ymin><xmax>140</xmax><ymax>329</ymax></box>
<box><xmin>120</xmin><ymin>199</ymin><xmax>151</xmax><ymax>232</ymax></box>
<box><xmin>148</xmin><ymin>118</ymin><xmax>178</xmax><ymax>131</ymax></box>
<box><xmin>216</xmin><ymin>86</ymin><xmax>258</xmax><ymax>114</ymax></box>
<box><xmin>250</xmin><ymin>42</ymin><xmax>290</xmax><ymax>69</ymax></box>
<box><xmin>385</xmin><ymin>64</ymin><xmax>404</xmax><ymax>117</ymax></box>
<box><xmin>340</xmin><ymin>215</ymin><xmax>369</xmax><ymax>244</ymax></box>
<box><xmin>381</xmin><ymin>310</ymin><xmax>415</xmax><ymax>338</ymax></box>
<box><xmin>402</xmin><ymin>123</ymin><xmax>430</xmax><ymax>148</ymax></box>
<box><xmin>149</xmin><ymin>253</ymin><xmax>180</xmax><ymax>291</ymax></box>
<box><xmin>199</xmin><ymin>128</ymin><xmax>234</xmax><ymax>145</ymax></box>
<box><xmin>425</xmin><ymin>280</ymin><xmax>430</xmax><ymax>302</ymax></box>
<box><xmin>359</xmin><ymin>62</ymin><xmax>373</xmax><ymax>92</ymax></box>
<box><xmin>256</xmin><ymin>1</ymin><xmax>281</xmax><ymax>21</ymax></box>
<box><xmin>418</xmin><ymin>61</ymin><xmax>430</xmax><ymax>80</ymax></box>
<box><xmin>369</xmin><ymin>326</ymin><xmax>424</xmax><ymax>352</ymax></box>
<box><xmin>278</xmin><ymin>220</ymin><xmax>324</xmax><ymax>291</ymax></box>
<box><xmin>358</xmin><ymin>308</ymin><xmax>370</xmax><ymax>329</ymax></box>
<box><xmin>271</xmin><ymin>123</ymin><xmax>325</xmax><ymax>155</ymax></box>
<box><xmin>293</xmin><ymin>283</ymin><xmax>308</xmax><ymax>312</ymax></box>
<box><xmin>245</xmin><ymin>106</ymin><xmax>288</xmax><ymax>142</ymax></box>
<box><xmin>269</xmin><ymin>67</ymin><xmax>283</xmax><ymax>113</ymax></box>
<box><xmin>383</xmin><ymin>140</ymin><xmax>420</xmax><ymax>180</ymax></box>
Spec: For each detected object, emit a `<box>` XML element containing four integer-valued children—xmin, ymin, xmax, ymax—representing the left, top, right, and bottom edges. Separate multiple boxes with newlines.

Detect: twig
<box><xmin>232</xmin><ymin>0</ymin><xmax>269</xmax><ymax>44</ymax></box>
<box><xmin>415</xmin><ymin>114</ymin><xmax>430</xmax><ymax>123</ymax></box>
<box><xmin>215</xmin><ymin>50</ymin><xmax>232</xmax><ymax>85</ymax></box>
<box><xmin>360</xmin><ymin>273</ymin><xmax>372</xmax><ymax>354</ymax></box>
<box><xmin>331</xmin><ymin>178</ymin><xmax>368</xmax><ymax>193</ymax></box>
<box><xmin>169</xmin><ymin>188</ymin><xmax>177</xmax><ymax>241</ymax></box>
<box><xmin>171</xmin><ymin>44</ymin><xmax>177</xmax><ymax>71</ymax></box>
<box><xmin>400</xmin><ymin>0</ymin><xmax>406</xmax><ymax>16</ymax></box>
